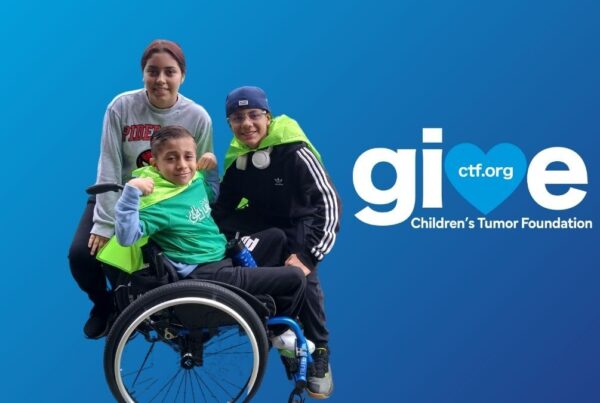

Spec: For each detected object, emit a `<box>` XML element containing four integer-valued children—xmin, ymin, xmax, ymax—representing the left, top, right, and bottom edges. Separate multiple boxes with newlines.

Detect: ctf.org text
<box><xmin>458</xmin><ymin>164</ymin><xmax>513</xmax><ymax>180</ymax></box>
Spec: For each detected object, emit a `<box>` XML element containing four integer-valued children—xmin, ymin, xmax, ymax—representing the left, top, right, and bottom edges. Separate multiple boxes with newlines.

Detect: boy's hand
<box><xmin>88</xmin><ymin>233</ymin><xmax>109</xmax><ymax>255</ymax></box>
<box><xmin>128</xmin><ymin>178</ymin><xmax>154</xmax><ymax>195</ymax></box>
<box><xmin>285</xmin><ymin>253</ymin><xmax>311</xmax><ymax>276</ymax></box>
<box><xmin>197</xmin><ymin>152</ymin><xmax>217</xmax><ymax>171</ymax></box>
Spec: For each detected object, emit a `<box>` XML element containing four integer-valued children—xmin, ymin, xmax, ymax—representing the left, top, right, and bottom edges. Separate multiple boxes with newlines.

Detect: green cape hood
<box><xmin>133</xmin><ymin>166</ymin><xmax>202</xmax><ymax>209</ymax></box>
<box><xmin>223</xmin><ymin>115</ymin><xmax>323</xmax><ymax>171</ymax></box>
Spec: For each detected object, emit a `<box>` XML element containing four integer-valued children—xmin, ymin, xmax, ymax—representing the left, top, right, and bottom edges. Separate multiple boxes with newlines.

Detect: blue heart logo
<box><xmin>444</xmin><ymin>143</ymin><xmax>527</xmax><ymax>214</ymax></box>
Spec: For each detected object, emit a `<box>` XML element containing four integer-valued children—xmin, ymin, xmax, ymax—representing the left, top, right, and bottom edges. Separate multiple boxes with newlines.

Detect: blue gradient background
<box><xmin>1</xmin><ymin>1</ymin><xmax>598</xmax><ymax>402</ymax></box>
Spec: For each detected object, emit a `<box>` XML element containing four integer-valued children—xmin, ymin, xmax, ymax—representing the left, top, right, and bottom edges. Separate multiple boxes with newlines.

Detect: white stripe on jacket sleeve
<box><xmin>296</xmin><ymin>147</ymin><xmax>339</xmax><ymax>260</ymax></box>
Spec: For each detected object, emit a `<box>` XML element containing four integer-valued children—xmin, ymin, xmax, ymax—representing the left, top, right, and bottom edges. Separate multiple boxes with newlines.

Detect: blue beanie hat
<box><xmin>225</xmin><ymin>86</ymin><xmax>270</xmax><ymax>117</ymax></box>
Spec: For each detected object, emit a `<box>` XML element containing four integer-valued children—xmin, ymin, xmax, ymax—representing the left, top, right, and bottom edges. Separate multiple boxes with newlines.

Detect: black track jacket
<box><xmin>213</xmin><ymin>142</ymin><xmax>341</xmax><ymax>269</ymax></box>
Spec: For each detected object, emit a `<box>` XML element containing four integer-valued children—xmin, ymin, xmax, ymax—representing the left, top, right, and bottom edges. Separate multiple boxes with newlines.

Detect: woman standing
<box><xmin>68</xmin><ymin>39</ymin><xmax>217</xmax><ymax>339</ymax></box>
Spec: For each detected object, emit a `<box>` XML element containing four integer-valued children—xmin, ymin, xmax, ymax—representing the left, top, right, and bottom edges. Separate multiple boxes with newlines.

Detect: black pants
<box><xmin>187</xmin><ymin>258</ymin><xmax>306</xmax><ymax>319</ymax></box>
<box><xmin>68</xmin><ymin>197</ymin><xmax>113</xmax><ymax>314</ymax></box>
<box><xmin>215</xmin><ymin>209</ymin><xmax>330</xmax><ymax>345</ymax></box>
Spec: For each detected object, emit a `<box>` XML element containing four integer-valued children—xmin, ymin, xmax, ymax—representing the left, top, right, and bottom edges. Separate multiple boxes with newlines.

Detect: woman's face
<box><xmin>228</xmin><ymin>109</ymin><xmax>271</xmax><ymax>149</ymax></box>
<box><xmin>143</xmin><ymin>52</ymin><xmax>184</xmax><ymax>109</ymax></box>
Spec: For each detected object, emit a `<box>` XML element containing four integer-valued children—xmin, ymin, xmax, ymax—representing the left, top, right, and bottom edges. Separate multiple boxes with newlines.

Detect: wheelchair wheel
<box><xmin>104</xmin><ymin>280</ymin><xmax>269</xmax><ymax>403</ymax></box>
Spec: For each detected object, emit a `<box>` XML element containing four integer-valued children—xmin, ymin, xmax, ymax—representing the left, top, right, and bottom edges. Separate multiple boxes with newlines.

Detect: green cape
<box><xmin>96</xmin><ymin>167</ymin><xmax>202</xmax><ymax>273</ymax></box>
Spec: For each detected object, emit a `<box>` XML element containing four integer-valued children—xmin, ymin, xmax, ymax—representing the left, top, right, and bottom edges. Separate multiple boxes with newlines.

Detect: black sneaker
<box><xmin>83</xmin><ymin>306</ymin><xmax>111</xmax><ymax>339</ymax></box>
<box><xmin>307</xmin><ymin>346</ymin><xmax>333</xmax><ymax>399</ymax></box>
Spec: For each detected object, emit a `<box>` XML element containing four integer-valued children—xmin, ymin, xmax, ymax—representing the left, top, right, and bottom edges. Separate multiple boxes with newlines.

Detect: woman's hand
<box><xmin>128</xmin><ymin>178</ymin><xmax>154</xmax><ymax>195</ymax></box>
<box><xmin>197</xmin><ymin>152</ymin><xmax>217</xmax><ymax>171</ymax></box>
<box><xmin>88</xmin><ymin>234</ymin><xmax>109</xmax><ymax>255</ymax></box>
<box><xmin>285</xmin><ymin>253</ymin><xmax>311</xmax><ymax>276</ymax></box>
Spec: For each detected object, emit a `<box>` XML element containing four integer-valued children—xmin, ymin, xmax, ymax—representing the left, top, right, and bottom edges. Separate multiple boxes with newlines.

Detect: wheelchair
<box><xmin>88</xmin><ymin>184</ymin><xmax>313</xmax><ymax>403</ymax></box>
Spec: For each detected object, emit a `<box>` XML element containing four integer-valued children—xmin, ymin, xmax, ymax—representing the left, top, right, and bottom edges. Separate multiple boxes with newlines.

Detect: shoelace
<box><xmin>310</xmin><ymin>347</ymin><xmax>329</xmax><ymax>377</ymax></box>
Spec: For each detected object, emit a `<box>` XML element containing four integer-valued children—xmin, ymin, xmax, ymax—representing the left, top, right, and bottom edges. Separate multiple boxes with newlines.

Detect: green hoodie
<box><xmin>223</xmin><ymin>115</ymin><xmax>323</xmax><ymax>171</ymax></box>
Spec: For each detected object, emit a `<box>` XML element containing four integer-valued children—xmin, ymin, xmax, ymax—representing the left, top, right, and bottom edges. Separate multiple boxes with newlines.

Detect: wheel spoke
<box><xmin>132</xmin><ymin>341</ymin><xmax>156</xmax><ymax>387</ymax></box>
<box><xmin>174</xmin><ymin>368</ymin><xmax>186</xmax><ymax>402</ymax></box>
<box><xmin>203</xmin><ymin>326</ymin><xmax>237</xmax><ymax>348</ymax></box>
<box><xmin>202</xmin><ymin>366</ymin><xmax>242</xmax><ymax>398</ymax></box>
<box><xmin>147</xmin><ymin>367</ymin><xmax>181</xmax><ymax>403</ymax></box>
<box><xmin>205</xmin><ymin>340</ymin><xmax>251</xmax><ymax>355</ymax></box>
<box><xmin>192</xmin><ymin>368</ymin><xmax>209</xmax><ymax>402</ymax></box>
<box><xmin>187</xmin><ymin>370</ymin><xmax>197</xmax><ymax>403</ymax></box>
<box><xmin>192</xmin><ymin>367</ymin><xmax>221</xmax><ymax>402</ymax></box>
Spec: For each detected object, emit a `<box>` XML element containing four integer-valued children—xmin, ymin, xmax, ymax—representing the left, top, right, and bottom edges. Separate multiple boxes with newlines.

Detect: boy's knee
<box><xmin>271</xmin><ymin>227</ymin><xmax>287</xmax><ymax>242</ymax></box>
<box><xmin>287</xmin><ymin>266</ymin><xmax>307</xmax><ymax>291</ymax></box>
<box><xmin>261</xmin><ymin>227</ymin><xmax>287</xmax><ymax>246</ymax></box>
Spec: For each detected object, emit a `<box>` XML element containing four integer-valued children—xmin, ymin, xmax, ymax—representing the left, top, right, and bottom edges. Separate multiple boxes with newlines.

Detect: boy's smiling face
<box><xmin>228</xmin><ymin>108</ymin><xmax>271</xmax><ymax>149</ymax></box>
<box><xmin>152</xmin><ymin>137</ymin><xmax>197</xmax><ymax>185</ymax></box>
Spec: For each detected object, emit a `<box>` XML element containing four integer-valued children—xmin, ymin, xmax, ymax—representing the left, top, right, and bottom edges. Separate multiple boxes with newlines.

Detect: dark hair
<box><xmin>141</xmin><ymin>39</ymin><xmax>186</xmax><ymax>75</ymax></box>
<box><xmin>151</xmin><ymin>125</ymin><xmax>194</xmax><ymax>155</ymax></box>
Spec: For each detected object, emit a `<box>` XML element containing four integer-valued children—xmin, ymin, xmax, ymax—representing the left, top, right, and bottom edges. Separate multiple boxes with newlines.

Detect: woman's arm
<box><xmin>92</xmin><ymin>106</ymin><xmax>123</xmax><ymax>238</ymax></box>
<box><xmin>194</xmin><ymin>109</ymin><xmax>220</xmax><ymax>199</ymax></box>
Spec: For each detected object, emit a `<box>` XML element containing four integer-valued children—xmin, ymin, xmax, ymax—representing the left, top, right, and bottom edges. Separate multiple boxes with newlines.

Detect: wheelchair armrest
<box><xmin>86</xmin><ymin>183</ymin><xmax>124</xmax><ymax>195</ymax></box>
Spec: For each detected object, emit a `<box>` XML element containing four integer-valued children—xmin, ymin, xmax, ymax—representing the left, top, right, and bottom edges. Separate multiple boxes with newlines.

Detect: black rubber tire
<box><xmin>104</xmin><ymin>280</ymin><xmax>269</xmax><ymax>403</ymax></box>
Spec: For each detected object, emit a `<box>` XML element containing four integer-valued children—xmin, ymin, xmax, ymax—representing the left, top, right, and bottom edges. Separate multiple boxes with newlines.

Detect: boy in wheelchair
<box><xmin>110</xmin><ymin>124</ymin><xmax>312</xmax><ymax>353</ymax></box>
